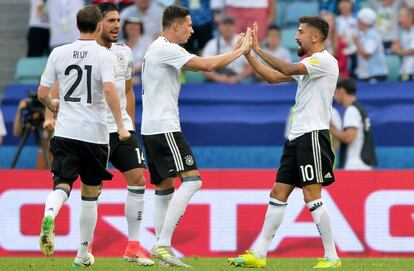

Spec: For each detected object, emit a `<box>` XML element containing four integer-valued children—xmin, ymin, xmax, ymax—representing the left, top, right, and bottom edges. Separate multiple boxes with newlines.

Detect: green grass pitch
<box><xmin>1</xmin><ymin>257</ymin><xmax>414</xmax><ymax>271</ymax></box>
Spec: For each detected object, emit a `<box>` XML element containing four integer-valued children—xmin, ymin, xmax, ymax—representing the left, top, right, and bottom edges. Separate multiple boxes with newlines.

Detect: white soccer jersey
<box><xmin>40</xmin><ymin>40</ymin><xmax>116</xmax><ymax>144</ymax></box>
<box><xmin>141</xmin><ymin>37</ymin><xmax>195</xmax><ymax>135</ymax></box>
<box><xmin>106</xmin><ymin>43</ymin><xmax>135</xmax><ymax>133</ymax></box>
<box><xmin>289</xmin><ymin>50</ymin><xmax>339</xmax><ymax>140</ymax></box>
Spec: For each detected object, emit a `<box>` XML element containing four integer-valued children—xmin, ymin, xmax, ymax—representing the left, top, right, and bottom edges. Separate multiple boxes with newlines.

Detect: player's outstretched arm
<box><xmin>252</xmin><ymin>22</ymin><xmax>307</xmax><ymax>76</ymax></box>
<box><xmin>245</xmin><ymin>53</ymin><xmax>293</xmax><ymax>84</ymax></box>
<box><xmin>103</xmin><ymin>82</ymin><xmax>131</xmax><ymax>141</ymax></box>
<box><xmin>183</xmin><ymin>28</ymin><xmax>252</xmax><ymax>72</ymax></box>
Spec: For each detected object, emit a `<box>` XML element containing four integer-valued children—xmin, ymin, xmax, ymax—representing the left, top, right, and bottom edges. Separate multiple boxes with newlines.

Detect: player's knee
<box><xmin>270</xmin><ymin>186</ymin><xmax>288</xmax><ymax>202</ymax></box>
<box><xmin>124</xmin><ymin>168</ymin><xmax>146</xmax><ymax>186</ymax></box>
<box><xmin>182</xmin><ymin>175</ymin><xmax>202</xmax><ymax>191</ymax></box>
<box><xmin>53</xmin><ymin>182</ymin><xmax>72</xmax><ymax>197</ymax></box>
<box><xmin>81</xmin><ymin>184</ymin><xmax>101</xmax><ymax>198</ymax></box>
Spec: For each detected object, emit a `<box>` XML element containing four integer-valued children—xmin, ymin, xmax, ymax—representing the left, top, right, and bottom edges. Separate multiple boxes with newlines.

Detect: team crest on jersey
<box><xmin>116</xmin><ymin>52</ymin><xmax>126</xmax><ymax>64</ymax></box>
<box><xmin>185</xmin><ymin>155</ymin><xmax>194</xmax><ymax>166</ymax></box>
<box><xmin>307</xmin><ymin>56</ymin><xmax>320</xmax><ymax>65</ymax></box>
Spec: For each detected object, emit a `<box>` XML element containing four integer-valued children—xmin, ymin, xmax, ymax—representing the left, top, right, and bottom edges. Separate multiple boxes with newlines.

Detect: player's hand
<box><xmin>234</xmin><ymin>32</ymin><xmax>245</xmax><ymax>51</ymax></box>
<box><xmin>240</xmin><ymin>27</ymin><xmax>252</xmax><ymax>55</ymax></box>
<box><xmin>43</xmin><ymin>118</ymin><xmax>55</xmax><ymax>133</ymax></box>
<box><xmin>118</xmin><ymin>127</ymin><xmax>131</xmax><ymax>141</ymax></box>
<box><xmin>50</xmin><ymin>99</ymin><xmax>60</xmax><ymax>113</ymax></box>
<box><xmin>252</xmin><ymin>22</ymin><xmax>261</xmax><ymax>52</ymax></box>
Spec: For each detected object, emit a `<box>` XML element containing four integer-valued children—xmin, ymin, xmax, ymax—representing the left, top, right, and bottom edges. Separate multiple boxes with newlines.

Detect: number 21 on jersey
<box><xmin>64</xmin><ymin>64</ymin><xmax>93</xmax><ymax>103</ymax></box>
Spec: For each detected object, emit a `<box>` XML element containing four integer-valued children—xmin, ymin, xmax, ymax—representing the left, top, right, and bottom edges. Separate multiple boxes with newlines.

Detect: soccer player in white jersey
<box><xmin>227</xmin><ymin>17</ymin><xmax>341</xmax><ymax>269</ymax></box>
<box><xmin>37</xmin><ymin>5</ymin><xmax>130</xmax><ymax>268</ymax></box>
<box><xmin>141</xmin><ymin>5</ymin><xmax>251</xmax><ymax>268</ymax></box>
<box><xmin>95</xmin><ymin>3</ymin><xmax>154</xmax><ymax>266</ymax></box>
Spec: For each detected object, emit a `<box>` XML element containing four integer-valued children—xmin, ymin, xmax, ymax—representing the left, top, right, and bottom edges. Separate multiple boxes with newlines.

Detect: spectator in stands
<box><xmin>13</xmin><ymin>97</ymin><xmax>50</xmax><ymax>169</ymax></box>
<box><xmin>120</xmin><ymin>0</ymin><xmax>164</xmax><ymax>40</ymax></box>
<box><xmin>319</xmin><ymin>0</ymin><xmax>361</xmax><ymax>14</ymax></box>
<box><xmin>28</xmin><ymin>0</ymin><xmax>49</xmax><ymax>57</ymax></box>
<box><xmin>202</xmin><ymin>16</ymin><xmax>253</xmax><ymax>83</ymax></box>
<box><xmin>254</xmin><ymin>25</ymin><xmax>291</xmax><ymax>82</ymax></box>
<box><xmin>263</xmin><ymin>25</ymin><xmax>291</xmax><ymax>62</ymax></box>
<box><xmin>336</xmin><ymin>0</ymin><xmax>358</xmax><ymax>77</ymax></box>
<box><xmin>37</xmin><ymin>0</ymin><xmax>84</xmax><ymax>49</ymax></box>
<box><xmin>225</xmin><ymin>0</ymin><xmax>275</xmax><ymax>42</ymax></box>
<box><xmin>176</xmin><ymin>0</ymin><xmax>214</xmax><ymax>54</ymax></box>
<box><xmin>392</xmin><ymin>6</ymin><xmax>414</xmax><ymax>81</ymax></box>
<box><xmin>331</xmin><ymin>78</ymin><xmax>377</xmax><ymax>170</ymax></box>
<box><xmin>91</xmin><ymin>0</ymin><xmax>135</xmax><ymax>11</ymax></box>
<box><xmin>353</xmin><ymin>8</ymin><xmax>388</xmax><ymax>82</ymax></box>
<box><xmin>370</xmin><ymin>0</ymin><xmax>403</xmax><ymax>53</ymax></box>
<box><xmin>0</xmin><ymin>108</ymin><xmax>6</xmax><ymax>145</ymax></box>
<box><xmin>321</xmin><ymin>11</ymin><xmax>337</xmax><ymax>55</ymax></box>
<box><xmin>122</xmin><ymin>17</ymin><xmax>152</xmax><ymax>84</ymax></box>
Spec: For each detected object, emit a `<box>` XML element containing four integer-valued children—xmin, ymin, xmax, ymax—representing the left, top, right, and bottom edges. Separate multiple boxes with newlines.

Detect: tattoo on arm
<box><xmin>256</xmin><ymin>48</ymin><xmax>302</xmax><ymax>75</ymax></box>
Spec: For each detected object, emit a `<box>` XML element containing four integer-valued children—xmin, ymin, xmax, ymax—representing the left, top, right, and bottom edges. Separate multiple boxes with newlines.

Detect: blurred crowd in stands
<box><xmin>26</xmin><ymin>0</ymin><xmax>414</xmax><ymax>83</ymax></box>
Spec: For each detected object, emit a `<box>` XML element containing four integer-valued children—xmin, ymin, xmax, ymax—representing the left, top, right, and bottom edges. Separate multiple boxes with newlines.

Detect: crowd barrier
<box><xmin>1</xmin><ymin>169</ymin><xmax>414</xmax><ymax>257</ymax></box>
<box><xmin>2</xmin><ymin>82</ymin><xmax>414</xmax><ymax>146</ymax></box>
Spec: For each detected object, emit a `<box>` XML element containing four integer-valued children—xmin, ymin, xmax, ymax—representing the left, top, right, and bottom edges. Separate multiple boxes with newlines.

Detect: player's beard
<box><xmin>105</xmin><ymin>31</ymin><xmax>118</xmax><ymax>43</ymax></box>
<box><xmin>297</xmin><ymin>46</ymin><xmax>305</xmax><ymax>57</ymax></box>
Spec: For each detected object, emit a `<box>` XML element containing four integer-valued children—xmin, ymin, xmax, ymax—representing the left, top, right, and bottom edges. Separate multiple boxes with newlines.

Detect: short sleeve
<box><xmin>343</xmin><ymin>105</ymin><xmax>361</xmax><ymax>129</ymax></box>
<box><xmin>161</xmin><ymin>43</ymin><xmax>195</xmax><ymax>70</ymax></box>
<box><xmin>100</xmin><ymin>50</ymin><xmax>117</xmax><ymax>84</ymax></box>
<box><xmin>40</xmin><ymin>49</ymin><xmax>57</xmax><ymax>87</ymax></box>
<box><xmin>301</xmin><ymin>53</ymin><xmax>331</xmax><ymax>79</ymax></box>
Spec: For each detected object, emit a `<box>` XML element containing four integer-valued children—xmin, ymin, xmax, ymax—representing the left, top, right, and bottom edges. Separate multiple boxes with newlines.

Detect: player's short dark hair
<box><xmin>299</xmin><ymin>16</ymin><xmax>329</xmax><ymax>41</ymax></box>
<box><xmin>162</xmin><ymin>5</ymin><xmax>190</xmax><ymax>28</ymax></box>
<box><xmin>97</xmin><ymin>2</ymin><xmax>119</xmax><ymax>17</ymax></box>
<box><xmin>337</xmin><ymin>78</ymin><xmax>357</xmax><ymax>95</ymax></box>
<box><xmin>77</xmin><ymin>5</ymin><xmax>102</xmax><ymax>33</ymax></box>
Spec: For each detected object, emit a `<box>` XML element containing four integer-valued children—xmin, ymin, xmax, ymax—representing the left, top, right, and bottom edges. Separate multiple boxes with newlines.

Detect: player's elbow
<box><xmin>37</xmin><ymin>86</ymin><xmax>48</xmax><ymax>101</ymax></box>
<box><xmin>202</xmin><ymin>63</ymin><xmax>215</xmax><ymax>72</ymax></box>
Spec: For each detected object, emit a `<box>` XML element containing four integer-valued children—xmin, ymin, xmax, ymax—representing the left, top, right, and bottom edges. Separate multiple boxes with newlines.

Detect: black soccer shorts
<box><xmin>109</xmin><ymin>131</ymin><xmax>146</xmax><ymax>172</ymax></box>
<box><xmin>276</xmin><ymin>130</ymin><xmax>335</xmax><ymax>187</ymax></box>
<box><xmin>142</xmin><ymin>131</ymin><xmax>198</xmax><ymax>184</ymax></box>
<box><xmin>50</xmin><ymin>136</ymin><xmax>113</xmax><ymax>187</ymax></box>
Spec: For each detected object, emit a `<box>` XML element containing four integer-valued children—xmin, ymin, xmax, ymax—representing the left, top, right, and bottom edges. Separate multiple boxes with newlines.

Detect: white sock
<box><xmin>156</xmin><ymin>178</ymin><xmax>202</xmax><ymax>247</ymax></box>
<box><xmin>307</xmin><ymin>199</ymin><xmax>339</xmax><ymax>260</ymax></box>
<box><xmin>254</xmin><ymin>198</ymin><xmax>287</xmax><ymax>258</ymax></box>
<box><xmin>77</xmin><ymin>198</ymin><xmax>98</xmax><ymax>258</ymax></box>
<box><xmin>44</xmin><ymin>189</ymin><xmax>69</xmax><ymax>219</ymax></box>
<box><xmin>125</xmin><ymin>186</ymin><xmax>145</xmax><ymax>241</ymax></box>
<box><xmin>154</xmin><ymin>188</ymin><xmax>174</xmax><ymax>238</ymax></box>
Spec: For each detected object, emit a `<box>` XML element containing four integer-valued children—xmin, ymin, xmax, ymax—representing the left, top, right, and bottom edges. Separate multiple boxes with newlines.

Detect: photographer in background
<box><xmin>13</xmin><ymin>93</ymin><xmax>51</xmax><ymax>169</ymax></box>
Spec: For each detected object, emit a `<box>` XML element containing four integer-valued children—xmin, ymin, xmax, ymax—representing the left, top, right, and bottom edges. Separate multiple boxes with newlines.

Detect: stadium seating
<box><xmin>283</xmin><ymin>1</ymin><xmax>319</xmax><ymax>27</ymax></box>
<box><xmin>385</xmin><ymin>54</ymin><xmax>401</xmax><ymax>82</ymax></box>
<box><xmin>281</xmin><ymin>27</ymin><xmax>299</xmax><ymax>51</ymax></box>
<box><xmin>14</xmin><ymin>57</ymin><xmax>48</xmax><ymax>84</ymax></box>
<box><xmin>184</xmin><ymin>71</ymin><xmax>205</xmax><ymax>84</ymax></box>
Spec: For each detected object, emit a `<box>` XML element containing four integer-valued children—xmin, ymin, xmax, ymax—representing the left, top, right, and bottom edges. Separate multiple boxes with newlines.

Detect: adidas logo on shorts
<box><xmin>324</xmin><ymin>172</ymin><xmax>332</xmax><ymax>178</ymax></box>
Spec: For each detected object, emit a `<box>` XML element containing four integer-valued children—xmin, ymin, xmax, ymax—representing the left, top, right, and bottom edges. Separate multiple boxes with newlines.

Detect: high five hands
<box><xmin>234</xmin><ymin>22</ymin><xmax>261</xmax><ymax>56</ymax></box>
